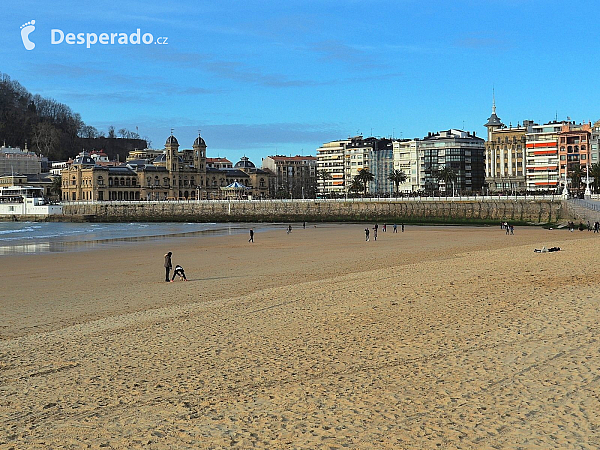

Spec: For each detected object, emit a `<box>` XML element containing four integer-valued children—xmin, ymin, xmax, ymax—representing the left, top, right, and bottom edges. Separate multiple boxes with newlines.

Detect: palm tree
<box><xmin>568</xmin><ymin>164</ymin><xmax>584</xmax><ymax>194</ymax></box>
<box><xmin>50</xmin><ymin>175</ymin><xmax>62</xmax><ymax>201</ymax></box>
<box><xmin>349</xmin><ymin>178</ymin><xmax>364</xmax><ymax>195</ymax></box>
<box><xmin>354</xmin><ymin>168</ymin><xmax>374</xmax><ymax>197</ymax></box>
<box><xmin>434</xmin><ymin>166</ymin><xmax>457</xmax><ymax>196</ymax></box>
<box><xmin>387</xmin><ymin>169</ymin><xmax>407</xmax><ymax>197</ymax></box>
<box><xmin>589</xmin><ymin>163</ymin><xmax>600</xmax><ymax>193</ymax></box>
<box><xmin>317</xmin><ymin>169</ymin><xmax>331</xmax><ymax>197</ymax></box>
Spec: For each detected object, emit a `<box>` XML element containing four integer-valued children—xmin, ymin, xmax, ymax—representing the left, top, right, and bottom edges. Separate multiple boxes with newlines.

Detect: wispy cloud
<box><xmin>454</xmin><ymin>33</ymin><xmax>511</xmax><ymax>50</ymax></box>
<box><xmin>309</xmin><ymin>39</ymin><xmax>390</xmax><ymax>70</ymax></box>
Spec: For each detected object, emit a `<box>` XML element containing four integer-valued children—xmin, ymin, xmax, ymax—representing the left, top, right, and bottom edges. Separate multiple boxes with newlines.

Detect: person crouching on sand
<box><xmin>171</xmin><ymin>264</ymin><xmax>188</xmax><ymax>282</ymax></box>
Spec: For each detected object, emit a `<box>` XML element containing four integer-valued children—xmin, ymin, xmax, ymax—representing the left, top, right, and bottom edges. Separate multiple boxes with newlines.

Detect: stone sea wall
<box><xmin>58</xmin><ymin>199</ymin><xmax>565</xmax><ymax>224</ymax></box>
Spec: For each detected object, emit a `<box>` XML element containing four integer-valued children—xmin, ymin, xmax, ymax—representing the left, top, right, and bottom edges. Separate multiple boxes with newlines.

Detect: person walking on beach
<box><xmin>365</xmin><ymin>228</ymin><xmax>370</xmax><ymax>241</ymax></box>
<box><xmin>171</xmin><ymin>264</ymin><xmax>188</xmax><ymax>282</ymax></box>
<box><xmin>303</xmin><ymin>221</ymin><xmax>306</xmax><ymax>229</ymax></box>
<box><xmin>393</xmin><ymin>223</ymin><xmax>398</xmax><ymax>233</ymax></box>
<box><xmin>164</xmin><ymin>251</ymin><xmax>172</xmax><ymax>282</ymax></box>
<box><xmin>383</xmin><ymin>224</ymin><xmax>386</xmax><ymax>232</ymax></box>
<box><xmin>373</xmin><ymin>226</ymin><xmax>378</xmax><ymax>241</ymax></box>
<box><xmin>401</xmin><ymin>223</ymin><xmax>405</xmax><ymax>232</ymax></box>
<box><xmin>287</xmin><ymin>224</ymin><xmax>292</xmax><ymax>234</ymax></box>
<box><xmin>249</xmin><ymin>228</ymin><xmax>254</xmax><ymax>243</ymax></box>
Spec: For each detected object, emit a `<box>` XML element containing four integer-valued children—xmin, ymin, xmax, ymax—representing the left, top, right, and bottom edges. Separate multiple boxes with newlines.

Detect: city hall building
<box><xmin>61</xmin><ymin>134</ymin><xmax>270</xmax><ymax>201</ymax></box>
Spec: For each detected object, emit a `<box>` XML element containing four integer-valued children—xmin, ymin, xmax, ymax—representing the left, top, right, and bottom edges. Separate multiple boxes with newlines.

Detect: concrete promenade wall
<box><xmin>59</xmin><ymin>199</ymin><xmax>566</xmax><ymax>224</ymax></box>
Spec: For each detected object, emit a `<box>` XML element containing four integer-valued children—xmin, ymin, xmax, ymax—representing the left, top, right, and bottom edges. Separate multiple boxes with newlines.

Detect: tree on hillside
<box><xmin>108</xmin><ymin>125</ymin><xmax>116</xmax><ymax>139</ymax></box>
<box><xmin>354</xmin><ymin>168</ymin><xmax>374</xmax><ymax>197</ymax></box>
<box><xmin>388</xmin><ymin>169</ymin><xmax>407</xmax><ymax>197</ymax></box>
<box><xmin>32</xmin><ymin>122</ymin><xmax>59</xmax><ymax>157</ymax></box>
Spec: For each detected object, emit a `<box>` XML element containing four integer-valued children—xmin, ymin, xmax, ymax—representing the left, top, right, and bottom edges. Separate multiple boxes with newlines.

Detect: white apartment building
<box><xmin>525</xmin><ymin>122</ymin><xmax>565</xmax><ymax>192</ymax></box>
<box><xmin>316</xmin><ymin>139</ymin><xmax>349</xmax><ymax>196</ymax></box>
<box><xmin>393</xmin><ymin>139</ymin><xmax>420</xmax><ymax>192</ymax></box>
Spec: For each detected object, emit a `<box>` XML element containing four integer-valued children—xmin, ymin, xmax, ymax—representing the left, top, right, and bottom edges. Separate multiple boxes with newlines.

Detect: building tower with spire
<box><xmin>165</xmin><ymin>132</ymin><xmax>180</xmax><ymax>198</ymax></box>
<box><xmin>193</xmin><ymin>132</ymin><xmax>207</xmax><ymax>193</ymax></box>
<box><xmin>483</xmin><ymin>92</ymin><xmax>531</xmax><ymax>194</ymax></box>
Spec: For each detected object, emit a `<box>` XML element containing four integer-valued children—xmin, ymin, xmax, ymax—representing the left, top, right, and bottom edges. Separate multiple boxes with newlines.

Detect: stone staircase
<box><xmin>564</xmin><ymin>199</ymin><xmax>600</xmax><ymax>225</ymax></box>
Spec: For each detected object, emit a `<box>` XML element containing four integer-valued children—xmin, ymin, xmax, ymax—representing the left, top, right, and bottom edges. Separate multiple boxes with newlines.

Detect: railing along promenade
<box><xmin>61</xmin><ymin>193</ymin><xmax>565</xmax><ymax>207</ymax></box>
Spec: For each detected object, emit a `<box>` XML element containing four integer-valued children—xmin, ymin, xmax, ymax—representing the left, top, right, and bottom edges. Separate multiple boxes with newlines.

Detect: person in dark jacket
<box><xmin>171</xmin><ymin>264</ymin><xmax>187</xmax><ymax>281</ymax></box>
<box><xmin>164</xmin><ymin>251</ymin><xmax>172</xmax><ymax>282</ymax></box>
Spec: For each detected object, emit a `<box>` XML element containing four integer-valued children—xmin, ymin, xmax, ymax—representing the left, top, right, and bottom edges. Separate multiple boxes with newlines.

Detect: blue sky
<box><xmin>3</xmin><ymin>0</ymin><xmax>600</xmax><ymax>164</ymax></box>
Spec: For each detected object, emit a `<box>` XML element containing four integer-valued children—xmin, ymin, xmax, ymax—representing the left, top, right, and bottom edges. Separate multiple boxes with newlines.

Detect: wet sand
<box><xmin>2</xmin><ymin>224</ymin><xmax>600</xmax><ymax>449</ymax></box>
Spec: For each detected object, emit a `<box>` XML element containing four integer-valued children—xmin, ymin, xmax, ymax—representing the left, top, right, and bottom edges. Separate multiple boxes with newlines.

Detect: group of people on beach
<box><xmin>501</xmin><ymin>222</ymin><xmax>514</xmax><ymax>235</ymax></box>
<box><xmin>567</xmin><ymin>221</ymin><xmax>600</xmax><ymax>232</ymax></box>
<box><xmin>365</xmin><ymin>223</ymin><xmax>404</xmax><ymax>241</ymax></box>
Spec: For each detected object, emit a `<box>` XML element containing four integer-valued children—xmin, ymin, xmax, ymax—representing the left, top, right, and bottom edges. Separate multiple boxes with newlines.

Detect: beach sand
<box><xmin>1</xmin><ymin>223</ymin><xmax>600</xmax><ymax>449</ymax></box>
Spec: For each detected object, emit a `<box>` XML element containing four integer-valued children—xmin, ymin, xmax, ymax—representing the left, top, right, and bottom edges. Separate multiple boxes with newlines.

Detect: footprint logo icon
<box><xmin>20</xmin><ymin>20</ymin><xmax>36</xmax><ymax>50</ymax></box>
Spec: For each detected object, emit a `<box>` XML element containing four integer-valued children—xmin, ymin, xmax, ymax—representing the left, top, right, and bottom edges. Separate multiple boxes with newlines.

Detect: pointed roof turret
<box><xmin>484</xmin><ymin>89</ymin><xmax>504</xmax><ymax>128</ymax></box>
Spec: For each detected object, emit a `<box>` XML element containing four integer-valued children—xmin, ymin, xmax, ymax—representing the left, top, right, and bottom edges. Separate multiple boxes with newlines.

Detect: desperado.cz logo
<box><xmin>20</xmin><ymin>19</ymin><xmax>168</xmax><ymax>50</ymax></box>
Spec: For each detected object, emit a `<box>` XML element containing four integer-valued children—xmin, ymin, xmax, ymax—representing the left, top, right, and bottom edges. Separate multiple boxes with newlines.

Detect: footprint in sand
<box><xmin>20</xmin><ymin>20</ymin><xmax>36</xmax><ymax>50</ymax></box>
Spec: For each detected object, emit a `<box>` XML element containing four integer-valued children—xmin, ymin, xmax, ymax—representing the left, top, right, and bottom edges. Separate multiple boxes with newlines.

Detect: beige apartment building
<box><xmin>262</xmin><ymin>155</ymin><xmax>317</xmax><ymax>198</ymax></box>
<box><xmin>316</xmin><ymin>139</ymin><xmax>349</xmax><ymax>196</ymax></box>
<box><xmin>393</xmin><ymin>139</ymin><xmax>420</xmax><ymax>192</ymax></box>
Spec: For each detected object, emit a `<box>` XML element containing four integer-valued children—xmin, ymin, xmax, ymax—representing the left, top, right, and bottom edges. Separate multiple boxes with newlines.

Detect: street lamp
<box><xmin>562</xmin><ymin>164</ymin><xmax>569</xmax><ymax>199</ymax></box>
<box><xmin>585</xmin><ymin>164</ymin><xmax>592</xmax><ymax>198</ymax></box>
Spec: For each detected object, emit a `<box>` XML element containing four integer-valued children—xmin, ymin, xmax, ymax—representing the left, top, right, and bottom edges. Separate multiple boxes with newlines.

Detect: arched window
<box><xmin>120</xmin><ymin>178</ymin><xmax>125</xmax><ymax>186</ymax></box>
<box><xmin>109</xmin><ymin>177</ymin><xmax>113</xmax><ymax>186</ymax></box>
<box><xmin>98</xmin><ymin>176</ymin><xmax>104</xmax><ymax>186</ymax></box>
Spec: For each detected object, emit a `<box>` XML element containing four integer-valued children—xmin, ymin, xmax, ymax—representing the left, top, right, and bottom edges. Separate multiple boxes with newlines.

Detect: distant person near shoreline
<box><xmin>249</xmin><ymin>228</ymin><xmax>254</xmax><ymax>243</ymax></box>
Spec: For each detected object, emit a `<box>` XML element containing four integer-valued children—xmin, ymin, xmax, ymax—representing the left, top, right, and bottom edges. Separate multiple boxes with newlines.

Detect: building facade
<box><xmin>0</xmin><ymin>143</ymin><xmax>42</xmax><ymax>176</ymax></box>
<box><xmin>419</xmin><ymin>129</ymin><xmax>485</xmax><ymax>194</ymax></box>
<box><xmin>525</xmin><ymin>121</ymin><xmax>567</xmax><ymax>192</ymax></box>
<box><xmin>62</xmin><ymin>135</ymin><xmax>271</xmax><ymax>201</ymax></box>
<box><xmin>316</xmin><ymin>136</ymin><xmax>394</xmax><ymax>196</ymax></box>
<box><xmin>558</xmin><ymin>123</ymin><xmax>591</xmax><ymax>192</ymax></box>
<box><xmin>316</xmin><ymin>139</ymin><xmax>349</xmax><ymax>196</ymax></box>
<box><xmin>261</xmin><ymin>155</ymin><xmax>317</xmax><ymax>198</ymax></box>
<box><xmin>393</xmin><ymin>139</ymin><xmax>421</xmax><ymax>192</ymax></box>
<box><xmin>484</xmin><ymin>103</ymin><xmax>529</xmax><ymax>193</ymax></box>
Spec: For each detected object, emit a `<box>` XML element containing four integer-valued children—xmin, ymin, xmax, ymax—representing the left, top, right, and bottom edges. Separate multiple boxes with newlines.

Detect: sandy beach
<box><xmin>1</xmin><ymin>223</ymin><xmax>600</xmax><ymax>449</ymax></box>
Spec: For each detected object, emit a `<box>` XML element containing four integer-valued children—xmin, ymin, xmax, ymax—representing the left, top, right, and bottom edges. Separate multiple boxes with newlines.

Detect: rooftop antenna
<box><xmin>492</xmin><ymin>86</ymin><xmax>496</xmax><ymax>114</ymax></box>
<box><xmin>555</xmin><ymin>111</ymin><xmax>558</xmax><ymax>122</ymax></box>
<box><xmin>170</xmin><ymin>128</ymin><xmax>174</xmax><ymax>136</ymax></box>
